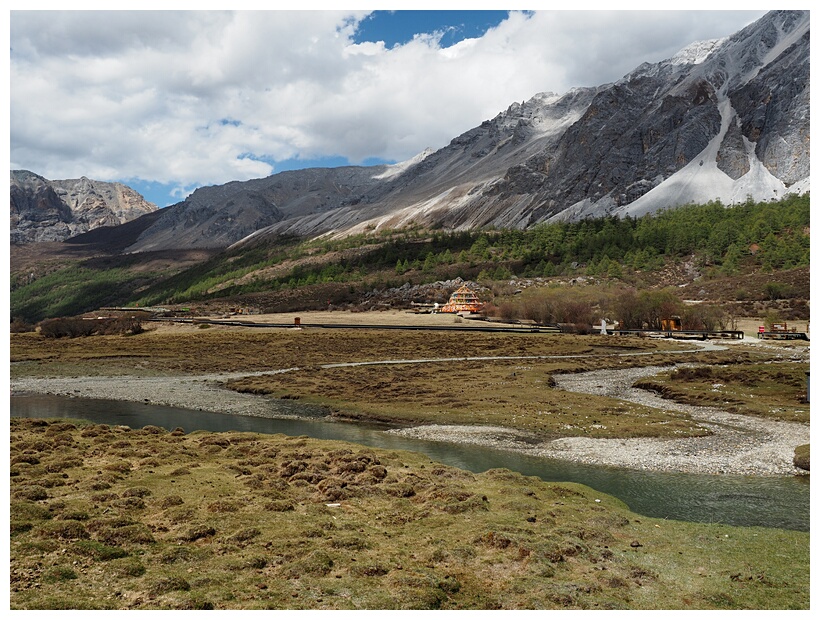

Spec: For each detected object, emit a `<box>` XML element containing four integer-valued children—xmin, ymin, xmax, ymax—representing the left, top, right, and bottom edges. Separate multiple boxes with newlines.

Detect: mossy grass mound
<box><xmin>10</xmin><ymin>418</ymin><xmax>809</xmax><ymax>610</ymax></box>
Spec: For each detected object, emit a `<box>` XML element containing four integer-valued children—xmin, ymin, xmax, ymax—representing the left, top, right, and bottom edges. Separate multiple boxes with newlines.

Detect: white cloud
<box><xmin>10</xmin><ymin>9</ymin><xmax>768</xmax><ymax>197</ymax></box>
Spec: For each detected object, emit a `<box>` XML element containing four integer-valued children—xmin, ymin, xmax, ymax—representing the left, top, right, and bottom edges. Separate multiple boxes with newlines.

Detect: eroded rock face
<box><xmin>10</xmin><ymin>170</ymin><xmax>157</xmax><ymax>244</ymax></box>
<box><xmin>10</xmin><ymin>171</ymin><xmax>72</xmax><ymax>243</ymax></box>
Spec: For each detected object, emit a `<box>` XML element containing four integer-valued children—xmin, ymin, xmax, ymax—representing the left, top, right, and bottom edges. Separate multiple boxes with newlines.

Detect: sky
<box><xmin>8</xmin><ymin>4</ymin><xmax>772</xmax><ymax>209</ymax></box>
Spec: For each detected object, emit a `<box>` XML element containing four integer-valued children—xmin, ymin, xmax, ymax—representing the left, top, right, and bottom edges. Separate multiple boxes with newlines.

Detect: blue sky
<box><xmin>10</xmin><ymin>8</ymin><xmax>768</xmax><ymax>209</ymax></box>
<box><xmin>354</xmin><ymin>10</ymin><xmax>513</xmax><ymax>48</ymax></box>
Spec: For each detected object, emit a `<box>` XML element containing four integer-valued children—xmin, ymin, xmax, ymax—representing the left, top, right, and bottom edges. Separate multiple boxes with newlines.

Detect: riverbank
<box><xmin>11</xmin><ymin>313</ymin><xmax>809</xmax><ymax>477</ymax></box>
<box><xmin>11</xmin><ymin>353</ymin><xmax>809</xmax><ymax>477</ymax></box>
<box><xmin>389</xmin><ymin>362</ymin><xmax>810</xmax><ymax>476</ymax></box>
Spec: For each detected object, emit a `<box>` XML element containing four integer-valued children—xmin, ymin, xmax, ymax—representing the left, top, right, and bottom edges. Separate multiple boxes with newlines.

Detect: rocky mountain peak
<box><xmin>10</xmin><ymin>170</ymin><xmax>157</xmax><ymax>244</ymax></box>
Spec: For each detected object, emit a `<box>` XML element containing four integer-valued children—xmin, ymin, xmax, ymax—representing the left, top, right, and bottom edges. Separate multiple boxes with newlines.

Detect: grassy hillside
<box><xmin>10</xmin><ymin>195</ymin><xmax>809</xmax><ymax>323</ymax></box>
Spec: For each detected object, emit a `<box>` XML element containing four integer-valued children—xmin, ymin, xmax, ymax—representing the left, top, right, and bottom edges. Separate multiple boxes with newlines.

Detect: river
<box><xmin>10</xmin><ymin>393</ymin><xmax>809</xmax><ymax>532</ymax></box>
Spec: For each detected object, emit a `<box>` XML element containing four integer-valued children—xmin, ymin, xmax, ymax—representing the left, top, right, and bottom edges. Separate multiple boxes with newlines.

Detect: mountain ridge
<box><xmin>10</xmin><ymin>10</ymin><xmax>809</xmax><ymax>253</ymax></box>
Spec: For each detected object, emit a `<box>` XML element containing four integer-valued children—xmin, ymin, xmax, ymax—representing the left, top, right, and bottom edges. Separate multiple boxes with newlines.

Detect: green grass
<box><xmin>9</xmin><ymin>418</ymin><xmax>809</xmax><ymax>610</ymax></box>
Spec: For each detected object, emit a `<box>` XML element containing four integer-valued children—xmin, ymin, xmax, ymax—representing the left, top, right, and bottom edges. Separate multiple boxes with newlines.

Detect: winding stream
<box><xmin>11</xmin><ymin>393</ymin><xmax>809</xmax><ymax>532</ymax></box>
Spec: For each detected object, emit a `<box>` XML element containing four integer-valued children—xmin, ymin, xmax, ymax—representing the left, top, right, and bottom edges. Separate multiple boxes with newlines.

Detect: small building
<box><xmin>439</xmin><ymin>285</ymin><xmax>483</xmax><ymax>314</ymax></box>
<box><xmin>661</xmin><ymin>316</ymin><xmax>682</xmax><ymax>331</ymax></box>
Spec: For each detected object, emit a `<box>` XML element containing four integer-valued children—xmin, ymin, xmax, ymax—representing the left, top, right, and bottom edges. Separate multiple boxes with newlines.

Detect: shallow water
<box><xmin>10</xmin><ymin>394</ymin><xmax>809</xmax><ymax>531</ymax></box>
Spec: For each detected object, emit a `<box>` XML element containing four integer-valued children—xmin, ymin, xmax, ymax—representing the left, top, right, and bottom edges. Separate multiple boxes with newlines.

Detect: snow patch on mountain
<box><xmin>614</xmin><ymin>94</ymin><xmax>786</xmax><ymax>218</ymax></box>
<box><xmin>371</xmin><ymin>148</ymin><xmax>435</xmax><ymax>180</ymax></box>
<box><xmin>669</xmin><ymin>38</ymin><xmax>725</xmax><ymax>66</ymax></box>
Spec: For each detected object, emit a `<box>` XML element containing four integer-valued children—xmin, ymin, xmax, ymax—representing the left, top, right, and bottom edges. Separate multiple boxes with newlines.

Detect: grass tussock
<box><xmin>9</xmin><ymin>417</ymin><xmax>809</xmax><ymax>610</ymax></box>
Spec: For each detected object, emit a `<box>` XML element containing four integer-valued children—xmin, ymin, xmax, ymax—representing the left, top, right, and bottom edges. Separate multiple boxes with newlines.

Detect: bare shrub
<box><xmin>38</xmin><ymin>318</ymin><xmax>96</xmax><ymax>338</ymax></box>
<box><xmin>10</xmin><ymin>317</ymin><xmax>35</xmax><ymax>333</ymax></box>
<box><xmin>37</xmin><ymin>317</ymin><xmax>144</xmax><ymax>338</ymax></box>
<box><xmin>494</xmin><ymin>301</ymin><xmax>517</xmax><ymax>321</ymax></box>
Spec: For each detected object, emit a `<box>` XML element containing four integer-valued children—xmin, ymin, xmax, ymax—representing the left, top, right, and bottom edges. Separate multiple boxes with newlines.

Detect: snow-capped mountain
<box><xmin>11</xmin><ymin>10</ymin><xmax>809</xmax><ymax>252</ymax></box>
<box><xmin>492</xmin><ymin>9</ymin><xmax>810</xmax><ymax>225</ymax></box>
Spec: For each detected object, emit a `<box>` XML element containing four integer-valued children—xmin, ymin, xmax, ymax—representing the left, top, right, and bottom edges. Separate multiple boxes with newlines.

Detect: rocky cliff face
<box><xmin>10</xmin><ymin>170</ymin><xmax>157</xmax><ymax>243</ymax></box>
<box><xmin>485</xmin><ymin>10</ymin><xmax>810</xmax><ymax>223</ymax></box>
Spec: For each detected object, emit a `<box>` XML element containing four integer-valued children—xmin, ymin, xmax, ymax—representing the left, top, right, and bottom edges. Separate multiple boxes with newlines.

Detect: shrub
<box><xmin>37</xmin><ymin>317</ymin><xmax>144</xmax><ymax>338</ymax></box>
<box><xmin>38</xmin><ymin>318</ymin><xmax>98</xmax><ymax>338</ymax></box>
<box><xmin>10</xmin><ymin>317</ymin><xmax>35</xmax><ymax>333</ymax></box>
<box><xmin>764</xmin><ymin>281</ymin><xmax>795</xmax><ymax>301</ymax></box>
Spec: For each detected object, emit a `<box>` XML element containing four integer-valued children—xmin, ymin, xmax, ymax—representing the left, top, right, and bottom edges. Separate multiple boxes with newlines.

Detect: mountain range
<box><xmin>10</xmin><ymin>10</ymin><xmax>809</xmax><ymax>253</ymax></box>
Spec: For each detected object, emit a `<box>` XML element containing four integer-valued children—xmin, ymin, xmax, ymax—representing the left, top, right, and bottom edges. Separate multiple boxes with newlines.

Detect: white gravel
<box><xmin>10</xmin><ymin>371</ymin><xmax>303</xmax><ymax>419</ymax></box>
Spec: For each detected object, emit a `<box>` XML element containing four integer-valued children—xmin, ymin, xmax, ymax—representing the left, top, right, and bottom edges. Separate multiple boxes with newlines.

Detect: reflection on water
<box><xmin>10</xmin><ymin>394</ymin><xmax>809</xmax><ymax>531</ymax></box>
